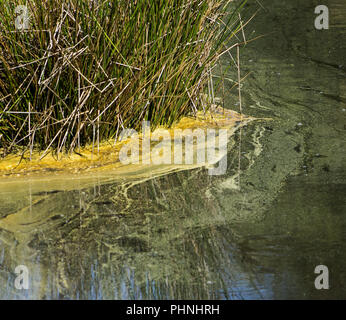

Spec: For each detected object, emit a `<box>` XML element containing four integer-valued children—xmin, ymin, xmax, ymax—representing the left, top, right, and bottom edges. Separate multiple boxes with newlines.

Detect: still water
<box><xmin>0</xmin><ymin>0</ymin><xmax>345</xmax><ymax>299</ymax></box>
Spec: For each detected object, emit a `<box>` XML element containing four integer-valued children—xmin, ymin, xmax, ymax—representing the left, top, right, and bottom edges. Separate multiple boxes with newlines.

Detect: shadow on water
<box><xmin>0</xmin><ymin>0</ymin><xmax>345</xmax><ymax>299</ymax></box>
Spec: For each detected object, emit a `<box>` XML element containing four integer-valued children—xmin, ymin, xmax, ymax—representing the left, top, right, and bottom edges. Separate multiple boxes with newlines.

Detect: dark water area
<box><xmin>0</xmin><ymin>0</ymin><xmax>345</xmax><ymax>299</ymax></box>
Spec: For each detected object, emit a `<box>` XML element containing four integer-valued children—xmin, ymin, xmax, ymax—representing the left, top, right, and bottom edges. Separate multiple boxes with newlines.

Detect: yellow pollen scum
<box><xmin>0</xmin><ymin>106</ymin><xmax>255</xmax><ymax>180</ymax></box>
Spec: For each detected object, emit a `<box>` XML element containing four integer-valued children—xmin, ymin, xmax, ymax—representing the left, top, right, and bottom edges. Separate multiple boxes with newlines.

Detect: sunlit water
<box><xmin>0</xmin><ymin>0</ymin><xmax>345</xmax><ymax>299</ymax></box>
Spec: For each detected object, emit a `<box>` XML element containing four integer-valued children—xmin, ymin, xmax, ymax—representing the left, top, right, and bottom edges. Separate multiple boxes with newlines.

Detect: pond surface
<box><xmin>0</xmin><ymin>0</ymin><xmax>345</xmax><ymax>299</ymax></box>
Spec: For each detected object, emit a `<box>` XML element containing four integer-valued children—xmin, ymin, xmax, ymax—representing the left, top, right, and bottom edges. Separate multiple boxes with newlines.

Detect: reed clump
<box><xmin>0</xmin><ymin>0</ymin><xmax>247</xmax><ymax>158</ymax></box>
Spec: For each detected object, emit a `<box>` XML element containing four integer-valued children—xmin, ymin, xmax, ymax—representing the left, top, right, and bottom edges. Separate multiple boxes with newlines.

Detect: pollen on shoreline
<box><xmin>0</xmin><ymin>106</ymin><xmax>256</xmax><ymax>179</ymax></box>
